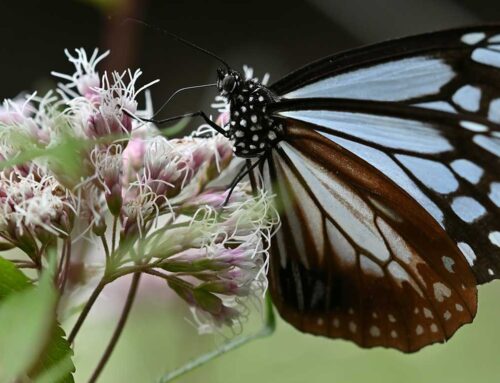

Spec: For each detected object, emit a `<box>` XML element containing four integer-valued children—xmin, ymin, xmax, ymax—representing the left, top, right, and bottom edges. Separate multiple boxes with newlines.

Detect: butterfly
<box><xmin>147</xmin><ymin>25</ymin><xmax>500</xmax><ymax>353</ymax></box>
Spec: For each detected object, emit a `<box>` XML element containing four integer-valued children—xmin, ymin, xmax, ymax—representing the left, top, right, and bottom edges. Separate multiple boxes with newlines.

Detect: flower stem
<box><xmin>68</xmin><ymin>279</ymin><xmax>106</xmax><ymax>344</ymax></box>
<box><xmin>111</xmin><ymin>216</ymin><xmax>118</xmax><ymax>254</ymax></box>
<box><xmin>157</xmin><ymin>293</ymin><xmax>276</xmax><ymax>383</ymax></box>
<box><xmin>88</xmin><ymin>272</ymin><xmax>142</xmax><ymax>383</ymax></box>
<box><xmin>58</xmin><ymin>239</ymin><xmax>72</xmax><ymax>293</ymax></box>
<box><xmin>101</xmin><ymin>235</ymin><xmax>111</xmax><ymax>260</ymax></box>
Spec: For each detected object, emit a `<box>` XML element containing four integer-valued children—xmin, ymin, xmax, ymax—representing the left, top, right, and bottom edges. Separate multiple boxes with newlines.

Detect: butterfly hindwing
<box><xmin>261</xmin><ymin>121</ymin><xmax>477</xmax><ymax>352</ymax></box>
<box><xmin>269</xmin><ymin>98</ymin><xmax>500</xmax><ymax>283</ymax></box>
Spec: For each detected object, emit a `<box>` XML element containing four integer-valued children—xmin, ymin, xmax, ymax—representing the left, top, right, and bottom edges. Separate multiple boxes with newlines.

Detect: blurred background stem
<box><xmin>88</xmin><ymin>272</ymin><xmax>142</xmax><ymax>383</ymax></box>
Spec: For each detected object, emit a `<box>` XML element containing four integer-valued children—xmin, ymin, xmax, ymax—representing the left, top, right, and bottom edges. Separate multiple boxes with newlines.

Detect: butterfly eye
<box><xmin>221</xmin><ymin>75</ymin><xmax>236</xmax><ymax>93</ymax></box>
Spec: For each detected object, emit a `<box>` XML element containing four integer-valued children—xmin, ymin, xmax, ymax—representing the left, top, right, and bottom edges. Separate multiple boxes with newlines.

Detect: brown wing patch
<box><xmin>264</xmin><ymin>122</ymin><xmax>477</xmax><ymax>352</ymax></box>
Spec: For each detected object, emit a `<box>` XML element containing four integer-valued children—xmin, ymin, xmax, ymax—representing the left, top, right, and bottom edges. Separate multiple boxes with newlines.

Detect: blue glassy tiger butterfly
<box><xmin>142</xmin><ymin>25</ymin><xmax>500</xmax><ymax>352</ymax></box>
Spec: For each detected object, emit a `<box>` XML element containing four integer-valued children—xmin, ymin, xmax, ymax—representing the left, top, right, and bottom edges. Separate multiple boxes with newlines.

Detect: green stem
<box><xmin>58</xmin><ymin>239</ymin><xmax>72</xmax><ymax>293</ymax></box>
<box><xmin>157</xmin><ymin>294</ymin><xmax>276</xmax><ymax>383</ymax></box>
<box><xmin>105</xmin><ymin>259</ymin><xmax>162</xmax><ymax>282</ymax></box>
<box><xmin>101</xmin><ymin>235</ymin><xmax>111</xmax><ymax>261</ymax></box>
<box><xmin>111</xmin><ymin>216</ymin><xmax>118</xmax><ymax>255</ymax></box>
<box><xmin>68</xmin><ymin>279</ymin><xmax>106</xmax><ymax>344</ymax></box>
<box><xmin>88</xmin><ymin>272</ymin><xmax>142</xmax><ymax>383</ymax></box>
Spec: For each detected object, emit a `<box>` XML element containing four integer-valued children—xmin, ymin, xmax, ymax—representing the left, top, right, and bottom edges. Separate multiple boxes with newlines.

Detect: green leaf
<box><xmin>0</xmin><ymin>258</ymin><xmax>74</xmax><ymax>383</ymax></box>
<box><xmin>29</xmin><ymin>248</ymin><xmax>74</xmax><ymax>383</ymax></box>
<box><xmin>30</xmin><ymin>325</ymin><xmax>75</xmax><ymax>383</ymax></box>
<box><xmin>0</xmin><ymin>266</ymin><xmax>56</xmax><ymax>382</ymax></box>
<box><xmin>0</xmin><ymin>256</ymin><xmax>31</xmax><ymax>300</ymax></box>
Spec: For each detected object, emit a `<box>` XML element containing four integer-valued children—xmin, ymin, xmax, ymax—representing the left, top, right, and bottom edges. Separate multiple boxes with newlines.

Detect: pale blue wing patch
<box><xmin>280</xmin><ymin>110</ymin><xmax>453</xmax><ymax>154</ymax></box>
<box><xmin>284</xmin><ymin>57</ymin><xmax>455</xmax><ymax>102</ymax></box>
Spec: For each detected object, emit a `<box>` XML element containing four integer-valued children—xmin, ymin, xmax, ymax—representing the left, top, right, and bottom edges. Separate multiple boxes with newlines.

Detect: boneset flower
<box><xmin>0</xmin><ymin>47</ymin><xmax>278</xmax><ymax>365</ymax></box>
<box><xmin>0</xmin><ymin>170</ymin><xmax>76</xmax><ymax>254</ymax></box>
<box><xmin>52</xmin><ymin>48</ymin><xmax>109</xmax><ymax>100</ymax></box>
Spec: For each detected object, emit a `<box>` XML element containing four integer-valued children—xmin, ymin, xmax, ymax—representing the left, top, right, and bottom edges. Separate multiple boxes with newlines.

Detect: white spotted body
<box><xmin>217</xmin><ymin>69</ymin><xmax>283</xmax><ymax>158</ymax></box>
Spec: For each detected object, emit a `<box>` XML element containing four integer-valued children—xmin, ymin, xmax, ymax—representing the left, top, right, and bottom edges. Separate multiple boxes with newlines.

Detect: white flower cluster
<box><xmin>0</xmin><ymin>49</ymin><xmax>278</xmax><ymax>333</ymax></box>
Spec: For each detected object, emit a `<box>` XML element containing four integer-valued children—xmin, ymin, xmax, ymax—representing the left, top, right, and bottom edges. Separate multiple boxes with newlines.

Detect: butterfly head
<box><xmin>216</xmin><ymin>68</ymin><xmax>242</xmax><ymax>97</ymax></box>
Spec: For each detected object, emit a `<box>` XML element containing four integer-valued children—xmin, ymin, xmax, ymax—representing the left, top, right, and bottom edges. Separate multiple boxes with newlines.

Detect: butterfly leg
<box><xmin>223</xmin><ymin>157</ymin><xmax>266</xmax><ymax>205</ymax></box>
<box><xmin>126</xmin><ymin>110</ymin><xmax>228</xmax><ymax>137</ymax></box>
<box><xmin>157</xmin><ymin>293</ymin><xmax>275</xmax><ymax>383</ymax></box>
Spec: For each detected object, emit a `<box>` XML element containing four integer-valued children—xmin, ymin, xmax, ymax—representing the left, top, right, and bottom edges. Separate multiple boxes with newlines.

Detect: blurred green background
<box><xmin>73</xmin><ymin>279</ymin><xmax>500</xmax><ymax>383</ymax></box>
<box><xmin>2</xmin><ymin>0</ymin><xmax>500</xmax><ymax>382</ymax></box>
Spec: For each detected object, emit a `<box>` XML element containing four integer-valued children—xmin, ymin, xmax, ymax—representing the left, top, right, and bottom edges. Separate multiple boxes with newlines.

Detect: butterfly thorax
<box><xmin>217</xmin><ymin>69</ymin><xmax>283</xmax><ymax>158</ymax></box>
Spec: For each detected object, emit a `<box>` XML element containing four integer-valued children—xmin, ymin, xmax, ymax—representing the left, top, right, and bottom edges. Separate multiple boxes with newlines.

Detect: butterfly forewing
<box><xmin>271</xmin><ymin>26</ymin><xmax>500</xmax><ymax>125</ymax></box>
<box><xmin>262</xmin><ymin>122</ymin><xmax>477</xmax><ymax>352</ymax></box>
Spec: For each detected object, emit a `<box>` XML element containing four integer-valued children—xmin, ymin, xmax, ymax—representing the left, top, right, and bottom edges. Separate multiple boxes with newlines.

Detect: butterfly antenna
<box><xmin>153</xmin><ymin>82</ymin><xmax>217</xmax><ymax>117</ymax></box>
<box><xmin>124</xmin><ymin>18</ymin><xmax>231</xmax><ymax>70</ymax></box>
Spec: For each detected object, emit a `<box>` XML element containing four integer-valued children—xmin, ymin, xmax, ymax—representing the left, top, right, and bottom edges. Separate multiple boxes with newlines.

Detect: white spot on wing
<box><xmin>325</xmin><ymin>221</ymin><xmax>356</xmax><ymax>268</ymax></box>
<box><xmin>450</xmin><ymin>159</ymin><xmax>484</xmax><ymax>184</ymax></box>
<box><xmin>415</xmin><ymin>101</ymin><xmax>457</xmax><ymax>113</ymax></box>
<box><xmin>458</xmin><ymin>242</ymin><xmax>477</xmax><ymax>266</ymax></box>
<box><xmin>442</xmin><ymin>256</ymin><xmax>455</xmax><ymax>273</ymax></box>
<box><xmin>370</xmin><ymin>326</ymin><xmax>381</xmax><ymax>337</ymax></box>
<box><xmin>451</xmin><ymin>196</ymin><xmax>487</xmax><ymax>223</ymax></box>
<box><xmin>360</xmin><ymin>255</ymin><xmax>384</xmax><ymax>278</ymax></box>
<box><xmin>444</xmin><ymin>310</ymin><xmax>452</xmax><ymax>320</ymax></box>
<box><xmin>488</xmin><ymin>99</ymin><xmax>500</xmax><ymax>123</ymax></box>
<box><xmin>489</xmin><ymin>34</ymin><xmax>500</xmax><ymax>43</ymax></box>
<box><xmin>473</xmin><ymin>135</ymin><xmax>500</xmax><ymax>156</ymax></box>
<box><xmin>416</xmin><ymin>325</ymin><xmax>424</xmax><ymax>335</ymax></box>
<box><xmin>390</xmin><ymin>330</ymin><xmax>398</xmax><ymax>338</ymax></box>
<box><xmin>460</xmin><ymin>121</ymin><xmax>488</xmax><ymax>132</ymax></box>
<box><xmin>397</xmin><ymin>155</ymin><xmax>459</xmax><ymax>194</ymax></box>
<box><xmin>471</xmin><ymin>48</ymin><xmax>500</xmax><ymax>68</ymax></box>
<box><xmin>490</xmin><ymin>183</ymin><xmax>500</xmax><ymax>207</ymax></box>
<box><xmin>489</xmin><ymin>231</ymin><xmax>500</xmax><ymax>248</ymax></box>
<box><xmin>430</xmin><ymin>323</ymin><xmax>438</xmax><ymax>333</ymax></box>
<box><xmin>433</xmin><ymin>282</ymin><xmax>452</xmax><ymax>302</ymax></box>
<box><xmin>349</xmin><ymin>321</ymin><xmax>357</xmax><ymax>333</ymax></box>
<box><xmin>388</xmin><ymin>261</ymin><xmax>424</xmax><ymax>297</ymax></box>
<box><xmin>423</xmin><ymin>307</ymin><xmax>433</xmax><ymax>319</ymax></box>
<box><xmin>452</xmin><ymin>85</ymin><xmax>481</xmax><ymax>112</ymax></box>
<box><xmin>462</xmin><ymin>32</ymin><xmax>486</xmax><ymax>45</ymax></box>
